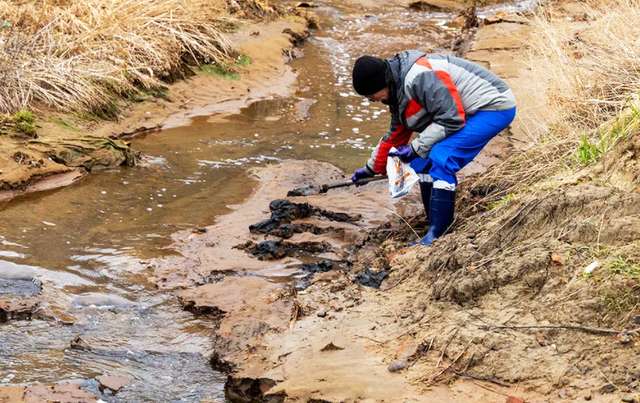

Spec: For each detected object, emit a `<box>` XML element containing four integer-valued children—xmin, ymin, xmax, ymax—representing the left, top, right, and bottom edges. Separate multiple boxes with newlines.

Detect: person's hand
<box><xmin>351</xmin><ymin>166</ymin><xmax>375</xmax><ymax>185</ymax></box>
<box><xmin>388</xmin><ymin>144</ymin><xmax>417</xmax><ymax>163</ymax></box>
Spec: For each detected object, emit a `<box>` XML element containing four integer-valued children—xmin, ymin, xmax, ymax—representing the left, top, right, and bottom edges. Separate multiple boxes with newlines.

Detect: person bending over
<box><xmin>351</xmin><ymin>50</ymin><xmax>516</xmax><ymax>245</ymax></box>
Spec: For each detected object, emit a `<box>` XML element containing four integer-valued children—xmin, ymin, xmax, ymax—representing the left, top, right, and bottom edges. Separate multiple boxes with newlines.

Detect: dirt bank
<box><xmin>0</xmin><ymin>7</ymin><xmax>311</xmax><ymax>202</ymax></box>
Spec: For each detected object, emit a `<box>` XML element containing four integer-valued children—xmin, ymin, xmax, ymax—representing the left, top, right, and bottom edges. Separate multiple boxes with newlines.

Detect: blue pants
<box><xmin>410</xmin><ymin>107</ymin><xmax>516</xmax><ymax>185</ymax></box>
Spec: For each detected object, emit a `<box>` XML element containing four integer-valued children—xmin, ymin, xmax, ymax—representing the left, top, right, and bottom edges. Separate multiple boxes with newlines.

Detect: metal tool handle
<box><xmin>320</xmin><ymin>176</ymin><xmax>387</xmax><ymax>193</ymax></box>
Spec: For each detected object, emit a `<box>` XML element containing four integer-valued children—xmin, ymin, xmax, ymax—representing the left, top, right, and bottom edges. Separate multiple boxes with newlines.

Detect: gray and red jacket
<box><xmin>365</xmin><ymin>50</ymin><xmax>516</xmax><ymax>174</ymax></box>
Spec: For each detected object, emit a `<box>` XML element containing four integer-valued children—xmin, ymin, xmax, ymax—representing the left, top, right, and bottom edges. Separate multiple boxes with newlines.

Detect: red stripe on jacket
<box><xmin>434</xmin><ymin>71</ymin><xmax>466</xmax><ymax>123</ymax></box>
<box><xmin>417</xmin><ymin>56</ymin><xmax>466</xmax><ymax>123</ymax></box>
<box><xmin>416</xmin><ymin>57</ymin><xmax>432</xmax><ymax>69</ymax></box>
<box><xmin>404</xmin><ymin>99</ymin><xmax>422</xmax><ymax>119</ymax></box>
<box><xmin>372</xmin><ymin>125</ymin><xmax>412</xmax><ymax>174</ymax></box>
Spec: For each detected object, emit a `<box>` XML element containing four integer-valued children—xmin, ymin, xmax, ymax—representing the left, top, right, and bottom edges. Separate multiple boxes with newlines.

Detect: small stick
<box><xmin>469</xmin><ymin>380</ymin><xmax>511</xmax><ymax>397</ymax></box>
<box><xmin>407</xmin><ymin>335</ymin><xmax>436</xmax><ymax>367</ymax></box>
<box><xmin>454</xmin><ymin>371</ymin><xmax>511</xmax><ymax>388</ymax></box>
<box><xmin>431</xmin><ymin>339</ymin><xmax>472</xmax><ymax>382</ymax></box>
<box><xmin>355</xmin><ymin>334</ymin><xmax>385</xmax><ymax>345</ymax></box>
<box><xmin>437</xmin><ymin>328</ymin><xmax>459</xmax><ymax>368</ymax></box>
<box><xmin>355</xmin><ymin>329</ymin><xmax>414</xmax><ymax>345</ymax></box>
<box><xmin>597</xmin><ymin>367</ymin><xmax>619</xmax><ymax>391</ymax></box>
<box><xmin>427</xmin><ymin>335</ymin><xmax>435</xmax><ymax>354</ymax></box>
<box><xmin>461</xmin><ymin>352</ymin><xmax>475</xmax><ymax>373</ymax></box>
<box><xmin>481</xmin><ymin>324</ymin><xmax>638</xmax><ymax>336</ymax></box>
<box><xmin>385</xmin><ymin>208</ymin><xmax>421</xmax><ymax>240</ymax></box>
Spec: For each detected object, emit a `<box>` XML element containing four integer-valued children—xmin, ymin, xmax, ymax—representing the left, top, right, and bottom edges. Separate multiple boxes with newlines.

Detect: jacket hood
<box><xmin>386</xmin><ymin>50</ymin><xmax>426</xmax><ymax>107</ymax></box>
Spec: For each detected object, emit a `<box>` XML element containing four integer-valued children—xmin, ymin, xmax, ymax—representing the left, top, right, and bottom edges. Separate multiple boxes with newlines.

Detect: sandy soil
<box><xmin>152</xmin><ymin>159</ymin><xmax>400</xmax><ymax>366</ymax></box>
<box><xmin>0</xmin><ymin>382</ymin><xmax>97</xmax><ymax>403</ymax></box>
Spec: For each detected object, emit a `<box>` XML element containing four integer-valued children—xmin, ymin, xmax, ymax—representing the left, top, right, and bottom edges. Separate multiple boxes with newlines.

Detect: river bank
<box><xmin>0</xmin><ymin>3</ymin><xmax>311</xmax><ymax>202</ymax></box>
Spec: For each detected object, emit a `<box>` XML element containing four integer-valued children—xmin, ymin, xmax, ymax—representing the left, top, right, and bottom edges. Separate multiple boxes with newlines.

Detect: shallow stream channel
<box><xmin>0</xmin><ymin>1</ymin><xmax>534</xmax><ymax>401</ymax></box>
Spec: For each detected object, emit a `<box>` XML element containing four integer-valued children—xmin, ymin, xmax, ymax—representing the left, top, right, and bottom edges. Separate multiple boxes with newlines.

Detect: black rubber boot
<box><xmin>419</xmin><ymin>181</ymin><xmax>433</xmax><ymax>224</ymax></box>
<box><xmin>419</xmin><ymin>188</ymin><xmax>455</xmax><ymax>246</ymax></box>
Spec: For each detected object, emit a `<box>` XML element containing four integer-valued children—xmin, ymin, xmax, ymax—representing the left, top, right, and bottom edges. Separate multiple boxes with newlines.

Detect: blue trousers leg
<box><xmin>410</xmin><ymin>107</ymin><xmax>516</xmax><ymax>185</ymax></box>
<box><xmin>410</xmin><ymin>107</ymin><xmax>516</xmax><ymax>245</ymax></box>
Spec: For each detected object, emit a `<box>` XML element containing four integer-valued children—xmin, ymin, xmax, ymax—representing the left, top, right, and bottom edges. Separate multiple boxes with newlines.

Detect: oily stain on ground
<box><xmin>248</xmin><ymin>198</ymin><xmax>358</xmax><ymax>239</ymax></box>
<box><xmin>240</xmin><ymin>197</ymin><xmax>390</xmax><ymax>288</ymax></box>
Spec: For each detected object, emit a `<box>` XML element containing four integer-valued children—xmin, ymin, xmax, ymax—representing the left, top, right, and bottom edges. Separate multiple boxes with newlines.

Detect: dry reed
<box><xmin>0</xmin><ymin>0</ymin><xmax>236</xmax><ymax>115</ymax></box>
<box><xmin>529</xmin><ymin>0</ymin><xmax>640</xmax><ymax>130</ymax></box>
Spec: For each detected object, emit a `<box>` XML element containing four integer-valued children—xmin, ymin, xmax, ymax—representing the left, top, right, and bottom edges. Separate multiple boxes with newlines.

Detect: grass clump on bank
<box><xmin>0</xmin><ymin>110</ymin><xmax>37</xmax><ymax>137</ymax></box>
<box><xmin>457</xmin><ymin>0</ymin><xmax>640</xmax><ymax>212</ymax></box>
<box><xmin>199</xmin><ymin>54</ymin><xmax>252</xmax><ymax>80</ymax></box>
<box><xmin>0</xmin><ymin>0</ymin><xmax>237</xmax><ymax>116</ymax></box>
<box><xmin>576</xmin><ymin>104</ymin><xmax>640</xmax><ymax>165</ymax></box>
<box><xmin>531</xmin><ymin>0</ymin><xmax>640</xmax><ymax>130</ymax></box>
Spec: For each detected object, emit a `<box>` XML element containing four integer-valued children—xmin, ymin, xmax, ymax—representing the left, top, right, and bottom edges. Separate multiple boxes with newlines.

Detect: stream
<box><xmin>0</xmin><ymin>1</ymin><xmax>534</xmax><ymax>401</ymax></box>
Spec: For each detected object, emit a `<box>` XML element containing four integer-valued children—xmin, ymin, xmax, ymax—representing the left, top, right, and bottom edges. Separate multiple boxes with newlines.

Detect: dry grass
<box><xmin>0</xmin><ymin>0</ymin><xmax>237</xmax><ymax>115</ymax></box>
<box><xmin>529</xmin><ymin>0</ymin><xmax>640</xmax><ymax>130</ymax></box>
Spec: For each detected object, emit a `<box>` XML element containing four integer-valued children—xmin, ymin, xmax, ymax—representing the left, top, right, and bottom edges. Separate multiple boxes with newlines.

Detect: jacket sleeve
<box><xmin>366</xmin><ymin>112</ymin><xmax>412</xmax><ymax>174</ymax></box>
<box><xmin>409</xmin><ymin>69</ymin><xmax>466</xmax><ymax>158</ymax></box>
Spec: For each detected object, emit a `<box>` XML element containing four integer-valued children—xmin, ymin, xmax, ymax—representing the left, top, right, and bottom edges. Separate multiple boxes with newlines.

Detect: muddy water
<box><xmin>0</xmin><ymin>1</ymin><xmax>532</xmax><ymax>400</ymax></box>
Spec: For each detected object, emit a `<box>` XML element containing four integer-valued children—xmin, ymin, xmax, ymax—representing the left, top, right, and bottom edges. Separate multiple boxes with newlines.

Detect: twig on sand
<box><xmin>384</xmin><ymin>207</ymin><xmax>421</xmax><ymax>240</ymax></box>
<box><xmin>381</xmin><ymin>274</ymin><xmax>410</xmax><ymax>291</ymax></box>
<box><xmin>468</xmin><ymin>380</ymin><xmax>512</xmax><ymax>397</ymax></box>
<box><xmin>407</xmin><ymin>335</ymin><xmax>436</xmax><ymax>368</ymax></box>
<box><xmin>355</xmin><ymin>329</ymin><xmax>415</xmax><ymax>345</ymax></box>
<box><xmin>597</xmin><ymin>367</ymin><xmax>619</xmax><ymax>391</ymax></box>
<box><xmin>454</xmin><ymin>371</ymin><xmax>512</xmax><ymax>388</ymax></box>
<box><xmin>481</xmin><ymin>323</ymin><xmax>640</xmax><ymax>336</ymax></box>
<box><xmin>437</xmin><ymin>328</ymin><xmax>459</xmax><ymax>368</ymax></box>
<box><xmin>430</xmin><ymin>339</ymin><xmax>472</xmax><ymax>383</ymax></box>
<box><xmin>355</xmin><ymin>334</ymin><xmax>385</xmax><ymax>345</ymax></box>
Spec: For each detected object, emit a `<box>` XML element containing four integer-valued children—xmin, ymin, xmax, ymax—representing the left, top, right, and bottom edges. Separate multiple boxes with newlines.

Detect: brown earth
<box><xmin>0</xmin><ymin>382</ymin><xmax>97</xmax><ymax>403</ymax></box>
<box><xmin>149</xmin><ymin>3</ymin><xmax>640</xmax><ymax>403</ymax></box>
<box><xmin>0</xmin><ymin>297</ymin><xmax>39</xmax><ymax>322</ymax></box>
<box><xmin>0</xmin><ymin>10</ymin><xmax>311</xmax><ymax>202</ymax></box>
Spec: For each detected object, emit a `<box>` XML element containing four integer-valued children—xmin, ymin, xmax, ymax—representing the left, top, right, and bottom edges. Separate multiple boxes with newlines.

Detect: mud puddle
<box><xmin>1</xmin><ymin>0</ymin><xmax>534</xmax><ymax>400</ymax></box>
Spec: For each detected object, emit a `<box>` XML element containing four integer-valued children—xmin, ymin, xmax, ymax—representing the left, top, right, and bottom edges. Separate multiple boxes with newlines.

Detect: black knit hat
<box><xmin>352</xmin><ymin>55</ymin><xmax>388</xmax><ymax>96</ymax></box>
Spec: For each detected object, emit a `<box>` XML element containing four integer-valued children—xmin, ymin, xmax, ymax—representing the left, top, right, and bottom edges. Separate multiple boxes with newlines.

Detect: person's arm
<box><xmin>366</xmin><ymin>113</ymin><xmax>412</xmax><ymax>174</ymax></box>
<box><xmin>409</xmin><ymin>69</ymin><xmax>466</xmax><ymax>158</ymax></box>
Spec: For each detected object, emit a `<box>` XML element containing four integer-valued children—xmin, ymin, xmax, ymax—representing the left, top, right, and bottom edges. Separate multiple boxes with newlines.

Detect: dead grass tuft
<box><xmin>529</xmin><ymin>0</ymin><xmax>640</xmax><ymax>130</ymax></box>
<box><xmin>0</xmin><ymin>0</ymin><xmax>238</xmax><ymax>115</ymax></box>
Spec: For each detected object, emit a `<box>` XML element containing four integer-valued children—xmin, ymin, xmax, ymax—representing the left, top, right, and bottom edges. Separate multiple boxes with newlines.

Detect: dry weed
<box><xmin>529</xmin><ymin>0</ymin><xmax>640</xmax><ymax>130</ymax></box>
<box><xmin>0</xmin><ymin>0</ymin><xmax>237</xmax><ymax>114</ymax></box>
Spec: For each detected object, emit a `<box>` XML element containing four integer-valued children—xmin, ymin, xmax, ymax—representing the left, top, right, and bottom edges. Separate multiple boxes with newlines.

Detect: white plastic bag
<box><xmin>387</xmin><ymin>148</ymin><xmax>419</xmax><ymax>198</ymax></box>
